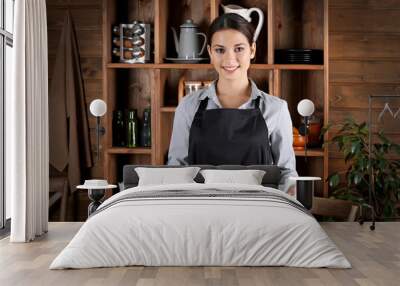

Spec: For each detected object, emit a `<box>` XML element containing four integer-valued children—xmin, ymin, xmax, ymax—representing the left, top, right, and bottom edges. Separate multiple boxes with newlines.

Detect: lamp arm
<box><xmin>304</xmin><ymin>116</ymin><xmax>308</xmax><ymax>162</ymax></box>
<box><xmin>96</xmin><ymin>117</ymin><xmax>100</xmax><ymax>162</ymax></box>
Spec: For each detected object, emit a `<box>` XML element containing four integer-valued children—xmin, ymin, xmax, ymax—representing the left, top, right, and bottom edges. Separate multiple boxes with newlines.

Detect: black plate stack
<box><xmin>275</xmin><ymin>49</ymin><xmax>323</xmax><ymax>64</ymax></box>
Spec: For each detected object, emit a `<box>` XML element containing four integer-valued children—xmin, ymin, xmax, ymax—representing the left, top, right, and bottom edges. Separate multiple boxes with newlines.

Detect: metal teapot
<box><xmin>221</xmin><ymin>4</ymin><xmax>264</xmax><ymax>42</ymax></box>
<box><xmin>171</xmin><ymin>19</ymin><xmax>207</xmax><ymax>59</ymax></box>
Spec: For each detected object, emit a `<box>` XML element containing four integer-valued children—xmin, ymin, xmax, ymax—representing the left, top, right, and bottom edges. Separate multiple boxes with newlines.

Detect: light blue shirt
<box><xmin>167</xmin><ymin>80</ymin><xmax>298</xmax><ymax>190</ymax></box>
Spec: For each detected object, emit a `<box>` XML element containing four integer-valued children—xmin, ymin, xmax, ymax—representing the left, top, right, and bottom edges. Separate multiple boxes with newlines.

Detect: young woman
<box><xmin>167</xmin><ymin>14</ymin><xmax>298</xmax><ymax>191</ymax></box>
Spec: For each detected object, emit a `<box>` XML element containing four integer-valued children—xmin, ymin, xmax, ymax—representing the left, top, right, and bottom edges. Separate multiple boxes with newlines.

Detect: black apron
<box><xmin>188</xmin><ymin>96</ymin><xmax>273</xmax><ymax>165</ymax></box>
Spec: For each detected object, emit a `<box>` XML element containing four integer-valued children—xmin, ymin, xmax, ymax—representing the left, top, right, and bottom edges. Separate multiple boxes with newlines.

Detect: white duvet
<box><xmin>50</xmin><ymin>183</ymin><xmax>351</xmax><ymax>269</ymax></box>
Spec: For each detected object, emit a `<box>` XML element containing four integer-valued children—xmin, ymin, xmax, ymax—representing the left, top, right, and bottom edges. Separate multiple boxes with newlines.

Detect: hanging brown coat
<box><xmin>49</xmin><ymin>11</ymin><xmax>93</xmax><ymax>192</ymax></box>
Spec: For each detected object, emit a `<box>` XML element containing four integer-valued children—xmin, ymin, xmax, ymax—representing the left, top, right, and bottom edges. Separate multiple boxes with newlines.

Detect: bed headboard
<box><xmin>122</xmin><ymin>165</ymin><xmax>282</xmax><ymax>190</ymax></box>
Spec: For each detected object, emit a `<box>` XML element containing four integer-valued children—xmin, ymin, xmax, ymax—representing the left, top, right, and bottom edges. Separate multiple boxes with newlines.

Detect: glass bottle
<box><xmin>126</xmin><ymin>109</ymin><xmax>138</xmax><ymax>148</ymax></box>
<box><xmin>140</xmin><ymin>107</ymin><xmax>151</xmax><ymax>147</ymax></box>
<box><xmin>112</xmin><ymin>110</ymin><xmax>125</xmax><ymax>147</ymax></box>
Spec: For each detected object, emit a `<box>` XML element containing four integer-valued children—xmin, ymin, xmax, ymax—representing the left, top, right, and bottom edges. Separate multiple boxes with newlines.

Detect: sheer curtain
<box><xmin>7</xmin><ymin>0</ymin><xmax>49</xmax><ymax>242</ymax></box>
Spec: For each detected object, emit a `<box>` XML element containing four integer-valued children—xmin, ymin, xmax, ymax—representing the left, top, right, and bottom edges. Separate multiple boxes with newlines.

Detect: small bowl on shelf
<box><xmin>293</xmin><ymin>127</ymin><xmax>307</xmax><ymax>150</ymax></box>
<box><xmin>293</xmin><ymin>134</ymin><xmax>307</xmax><ymax>150</ymax></box>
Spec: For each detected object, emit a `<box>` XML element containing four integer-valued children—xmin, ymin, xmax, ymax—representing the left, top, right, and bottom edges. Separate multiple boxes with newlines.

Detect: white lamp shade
<box><xmin>297</xmin><ymin>99</ymin><xmax>315</xmax><ymax>117</ymax></box>
<box><xmin>90</xmin><ymin>99</ymin><xmax>107</xmax><ymax>117</ymax></box>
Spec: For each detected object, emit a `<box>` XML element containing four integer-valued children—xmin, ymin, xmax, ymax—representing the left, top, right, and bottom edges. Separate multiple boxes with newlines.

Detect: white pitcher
<box><xmin>221</xmin><ymin>4</ymin><xmax>264</xmax><ymax>42</ymax></box>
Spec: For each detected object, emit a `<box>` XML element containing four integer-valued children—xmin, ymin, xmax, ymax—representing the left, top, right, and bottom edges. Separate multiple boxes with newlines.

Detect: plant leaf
<box><xmin>328</xmin><ymin>173</ymin><xmax>340</xmax><ymax>188</ymax></box>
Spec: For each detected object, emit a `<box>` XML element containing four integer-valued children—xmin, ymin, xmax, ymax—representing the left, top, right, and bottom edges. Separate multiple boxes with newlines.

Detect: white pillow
<box><xmin>200</xmin><ymin>169</ymin><xmax>266</xmax><ymax>185</ymax></box>
<box><xmin>135</xmin><ymin>167</ymin><xmax>201</xmax><ymax>186</ymax></box>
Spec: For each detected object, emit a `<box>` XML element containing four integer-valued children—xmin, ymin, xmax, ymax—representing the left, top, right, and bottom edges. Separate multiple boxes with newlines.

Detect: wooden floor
<box><xmin>0</xmin><ymin>222</ymin><xmax>399</xmax><ymax>286</ymax></box>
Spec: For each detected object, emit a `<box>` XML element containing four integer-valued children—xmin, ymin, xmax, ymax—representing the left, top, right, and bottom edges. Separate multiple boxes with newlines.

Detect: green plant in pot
<box><xmin>322</xmin><ymin>117</ymin><xmax>400</xmax><ymax>219</ymax></box>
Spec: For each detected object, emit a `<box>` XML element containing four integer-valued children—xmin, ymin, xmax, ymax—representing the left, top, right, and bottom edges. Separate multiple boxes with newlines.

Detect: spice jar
<box><xmin>112</xmin><ymin>37</ymin><xmax>135</xmax><ymax>48</ymax></box>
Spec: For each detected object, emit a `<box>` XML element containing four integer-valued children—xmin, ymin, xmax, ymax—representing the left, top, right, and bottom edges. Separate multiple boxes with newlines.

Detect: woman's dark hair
<box><xmin>208</xmin><ymin>13</ymin><xmax>255</xmax><ymax>45</ymax></box>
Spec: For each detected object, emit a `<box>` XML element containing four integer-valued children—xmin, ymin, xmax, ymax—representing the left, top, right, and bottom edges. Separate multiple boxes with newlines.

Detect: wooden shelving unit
<box><xmin>102</xmin><ymin>0</ymin><xmax>329</xmax><ymax>196</ymax></box>
<box><xmin>107</xmin><ymin>63</ymin><xmax>324</xmax><ymax>70</ymax></box>
<box><xmin>107</xmin><ymin>147</ymin><xmax>152</xmax><ymax>155</ymax></box>
<box><xmin>294</xmin><ymin>149</ymin><xmax>324</xmax><ymax>157</ymax></box>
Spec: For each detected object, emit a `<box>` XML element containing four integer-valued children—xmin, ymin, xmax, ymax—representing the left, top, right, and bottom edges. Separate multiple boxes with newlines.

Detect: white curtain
<box><xmin>7</xmin><ymin>0</ymin><xmax>49</xmax><ymax>242</ymax></box>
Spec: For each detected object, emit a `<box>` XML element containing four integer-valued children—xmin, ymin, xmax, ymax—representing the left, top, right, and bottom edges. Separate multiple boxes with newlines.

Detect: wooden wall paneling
<box><xmin>330</xmin><ymin>108</ymin><xmax>400</xmax><ymax>134</ymax></box>
<box><xmin>329</xmin><ymin>8</ymin><xmax>400</xmax><ymax>34</ymax></box>
<box><xmin>48</xmin><ymin>0</ymin><xmax>101</xmax><ymax>6</ymax></box>
<box><xmin>163</xmin><ymin>70</ymin><xmax>186</xmax><ymax>107</ymax></box>
<box><xmin>329</xmin><ymin>84</ymin><xmax>400</xmax><ymax>109</ymax></box>
<box><xmin>47</xmin><ymin>2</ymin><xmax>102</xmax><ymax>30</ymax></box>
<box><xmin>280</xmin><ymin>71</ymin><xmax>300</xmax><ymax>126</ymax></box>
<box><xmin>280</xmin><ymin>71</ymin><xmax>324</xmax><ymax>127</ymax></box>
<box><xmin>301</xmin><ymin>0</ymin><xmax>324</xmax><ymax>49</ymax></box>
<box><xmin>273</xmin><ymin>0</ymin><xmax>324</xmax><ymax>49</ymax></box>
<box><xmin>247</xmin><ymin>69</ymin><xmax>270</xmax><ymax>94</ymax></box>
<box><xmin>126</xmin><ymin>70</ymin><xmax>153</xmax><ymax>117</ymax></box>
<box><xmin>305</xmin><ymin>71</ymin><xmax>325</xmax><ymax>116</ymax></box>
<box><xmin>48</xmin><ymin>57</ymin><xmax>102</xmax><ymax>81</ymax></box>
<box><xmin>273</xmin><ymin>0</ymin><xmax>302</xmax><ymax>49</ymax></box>
<box><xmin>123</xmin><ymin>154</ymin><xmax>152</xmax><ymax>166</ymax></box>
<box><xmin>330</xmin><ymin>60</ymin><xmax>400</xmax><ymax>84</ymax></box>
<box><xmin>127</xmin><ymin>0</ymin><xmax>154</xmax><ymax>23</ymax></box>
<box><xmin>330</xmin><ymin>33</ymin><xmax>400</xmax><ymax>61</ymax></box>
<box><xmin>48</xmin><ymin>30</ymin><xmax>102</xmax><ymax>57</ymax></box>
<box><xmin>329</xmin><ymin>0</ymin><xmax>400</xmax><ymax>9</ymax></box>
<box><xmin>185</xmin><ymin>69</ymin><xmax>218</xmax><ymax>81</ymax></box>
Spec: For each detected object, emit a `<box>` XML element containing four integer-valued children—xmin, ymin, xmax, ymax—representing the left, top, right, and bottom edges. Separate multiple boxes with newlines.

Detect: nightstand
<box><xmin>288</xmin><ymin>176</ymin><xmax>321</xmax><ymax>209</ymax></box>
<box><xmin>77</xmin><ymin>180</ymin><xmax>117</xmax><ymax>216</ymax></box>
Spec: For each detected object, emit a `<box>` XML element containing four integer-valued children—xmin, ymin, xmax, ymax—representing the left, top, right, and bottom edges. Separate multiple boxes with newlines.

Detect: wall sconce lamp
<box><xmin>297</xmin><ymin>99</ymin><xmax>315</xmax><ymax>161</ymax></box>
<box><xmin>89</xmin><ymin>99</ymin><xmax>107</xmax><ymax>162</ymax></box>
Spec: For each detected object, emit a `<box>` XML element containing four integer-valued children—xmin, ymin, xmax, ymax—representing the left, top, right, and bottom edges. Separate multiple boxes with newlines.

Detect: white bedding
<box><xmin>50</xmin><ymin>183</ymin><xmax>351</xmax><ymax>269</ymax></box>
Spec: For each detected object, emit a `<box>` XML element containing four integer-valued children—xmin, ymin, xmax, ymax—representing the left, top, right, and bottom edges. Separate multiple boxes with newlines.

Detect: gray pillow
<box><xmin>135</xmin><ymin>167</ymin><xmax>201</xmax><ymax>186</ymax></box>
<box><xmin>200</xmin><ymin>169</ymin><xmax>266</xmax><ymax>185</ymax></box>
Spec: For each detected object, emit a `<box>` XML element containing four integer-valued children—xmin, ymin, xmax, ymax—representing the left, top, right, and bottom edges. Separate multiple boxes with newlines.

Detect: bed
<box><xmin>50</xmin><ymin>165</ymin><xmax>351</xmax><ymax>269</ymax></box>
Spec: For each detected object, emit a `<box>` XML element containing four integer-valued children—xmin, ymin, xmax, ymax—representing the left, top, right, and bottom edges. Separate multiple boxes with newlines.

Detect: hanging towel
<box><xmin>49</xmin><ymin>11</ymin><xmax>93</xmax><ymax>192</ymax></box>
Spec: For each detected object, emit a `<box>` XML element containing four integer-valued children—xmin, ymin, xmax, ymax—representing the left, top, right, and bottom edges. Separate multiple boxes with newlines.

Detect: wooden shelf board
<box><xmin>107</xmin><ymin>147</ymin><xmax>152</xmax><ymax>155</ymax></box>
<box><xmin>107</xmin><ymin>63</ymin><xmax>324</xmax><ymax>71</ymax></box>
<box><xmin>295</xmin><ymin>148</ymin><xmax>324</xmax><ymax>157</ymax></box>
<box><xmin>107</xmin><ymin>63</ymin><xmax>212</xmax><ymax>69</ymax></box>
<box><xmin>161</xmin><ymin>106</ymin><xmax>177</xmax><ymax>112</ymax></box>
<box><xmin>273</xmin><ymin>64</ymin><xmax>324</xmax><ymax>70</ymax></box>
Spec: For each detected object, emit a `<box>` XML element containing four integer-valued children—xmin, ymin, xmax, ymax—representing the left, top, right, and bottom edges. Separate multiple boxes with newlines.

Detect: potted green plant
<box><xmin>322</xmin><ymin>117</ymin><xmax>400</xmax><ymax>219</ymax></box>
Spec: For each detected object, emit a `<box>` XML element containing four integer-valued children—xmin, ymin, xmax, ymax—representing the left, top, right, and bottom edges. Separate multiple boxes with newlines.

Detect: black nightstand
<box><xmin>77</xmin><ymin>181</ymin><xmax>117</xmax><ymax>216</ymax></box>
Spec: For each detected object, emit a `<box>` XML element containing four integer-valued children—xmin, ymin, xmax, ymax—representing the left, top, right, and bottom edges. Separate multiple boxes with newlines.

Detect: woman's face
<box><xmin>208</xmin><ymin>29</ymin><xmax>256</xmax><ymax>81</ymax></box>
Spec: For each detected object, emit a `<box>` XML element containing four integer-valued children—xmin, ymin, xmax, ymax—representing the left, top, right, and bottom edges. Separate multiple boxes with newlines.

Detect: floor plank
<box><xmin>0</xmin><ymin>222</ymin><xmax>399</xmax><ymax>286</ymax></box>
